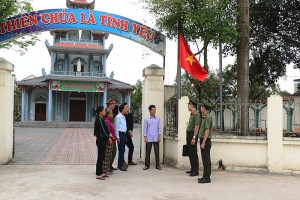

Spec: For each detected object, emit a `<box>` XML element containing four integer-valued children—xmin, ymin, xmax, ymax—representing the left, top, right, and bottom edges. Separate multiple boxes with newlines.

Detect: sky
<box><xmin>0</xmin><ymin>0</ymin><xmax>299</xmax><ymax>94</ymax></box>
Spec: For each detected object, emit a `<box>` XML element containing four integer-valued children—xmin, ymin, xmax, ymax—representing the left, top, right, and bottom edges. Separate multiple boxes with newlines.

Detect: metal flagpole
<box><xmin>219</xmin><ymin>40</ymin><xmax>223</xmax><ymax>134</ymax></box>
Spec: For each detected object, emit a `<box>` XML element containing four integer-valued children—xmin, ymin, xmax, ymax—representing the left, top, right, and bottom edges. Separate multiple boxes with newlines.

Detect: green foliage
<box><xmin>142</xmin><ymin>0</ymin><xmax>238</xmax><ymax>46</ymax></box>
<box><xmin>181</xmin><ymin>71</ymin><xmax>219</xmax><ymax>102</ymax></box>
<box><xmin>0</xmin><ymin>0</ymin><xmax>39</xmax><ymax>55</ymax></box>
<box><xmin>131</xmin><ymin>80</ymin><xmax>142</xmax><ymax>117</ymax></box>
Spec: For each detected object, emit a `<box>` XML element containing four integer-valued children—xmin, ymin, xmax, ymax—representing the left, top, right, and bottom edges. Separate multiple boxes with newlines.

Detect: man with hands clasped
<box><xmin>143</xmin><ymin>105</ymin><xmax>162</xmax><ymax>170</ymax></box>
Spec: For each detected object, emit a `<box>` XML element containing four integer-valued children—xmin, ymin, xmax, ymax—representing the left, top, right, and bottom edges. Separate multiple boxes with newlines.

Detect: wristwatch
<box><xmin>193</xmin><ymin>136</ymin><xmax>196</xmax><ymax>139</ymax></box>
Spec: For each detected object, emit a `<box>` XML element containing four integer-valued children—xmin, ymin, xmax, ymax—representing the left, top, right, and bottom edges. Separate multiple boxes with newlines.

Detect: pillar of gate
<box><xmin>141</xmin><ymin>65</ymin><xmax>164</xmax><ymax>164</ymax></box>
<box><xmin>267</xmin><ymin>95</ymin><xmax>283</xmax><ymax>172</ymax></box>
<box><xmin>0</xmin><ymin>58</ymin><xmax>14</xmax><ymax>164</ymax></box>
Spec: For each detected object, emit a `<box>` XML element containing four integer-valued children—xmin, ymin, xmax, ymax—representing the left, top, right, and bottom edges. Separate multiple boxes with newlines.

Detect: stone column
<box><xmin>47</xmin><ymin>81</ymin><xmax>53</xmax><ymax>122</ymax></box>
<box><xmin>102</xmin><ymin>84</ymin><xmax>107</xmax><ymax>107</ymax></box>
<box><xmin>267</xmin><ymin>95</ymin><xmax>283</xmax><ymax>173</ymax></box>
<box><xmin>21</xmin><ymin>88</ymin><xmax>25</xmax><ymax>121</ymax></box>
<box><xmin>141</xmin><ymin>64</ymin><xmax>164</xmax><ymax>164</ymax></box>
<box><xmin>177</xmin><ymin>96</ymin><xmax>190</xmax><ymax>168</ymax></box>
<box><xmin>0</xmin><ymin>58</ymin><xmax>14</xmax><ymax>164</ymax></box>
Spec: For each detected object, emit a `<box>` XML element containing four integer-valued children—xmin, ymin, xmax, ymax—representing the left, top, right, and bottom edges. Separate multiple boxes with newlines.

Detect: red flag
<box><xmin>178</xmin><ymin>33</ymin><xmax>208</xmax><ymax>82</ymax></box>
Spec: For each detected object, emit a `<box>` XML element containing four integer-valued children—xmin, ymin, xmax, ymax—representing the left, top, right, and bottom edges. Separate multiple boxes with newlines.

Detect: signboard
<box><xmin>52</xmin><ymin>81</ymin><xmax>104</xmax><ymax>92</ymax></box>
<box><xmin>0</xmin><ymin>9</ymin><xmax>166</xmax><ymax>56</ymax></box>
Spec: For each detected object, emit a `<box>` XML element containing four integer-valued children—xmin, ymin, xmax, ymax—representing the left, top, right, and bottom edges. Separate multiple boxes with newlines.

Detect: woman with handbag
<box><xmin>94</xmin><ymin>106</ymin><xmax>109</xmax><ymax>180</ymax></box>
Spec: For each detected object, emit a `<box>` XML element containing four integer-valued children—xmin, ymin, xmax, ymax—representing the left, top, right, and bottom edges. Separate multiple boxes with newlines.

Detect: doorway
<box><xmin>69</xmin><ymin>92</ymin><xmax>86</xmax><ymax>121</ymax></box>
<box><xmin>35</xmin><ymin>103</ymin><xmax>46</xmax><ymax>121</ymax></box>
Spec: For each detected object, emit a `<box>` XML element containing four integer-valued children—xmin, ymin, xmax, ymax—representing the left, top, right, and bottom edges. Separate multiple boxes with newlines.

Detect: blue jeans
<box><xmin>117</xmin><ymin>132</ymin><xmax>126</xmax><ymax>168</ymax></box>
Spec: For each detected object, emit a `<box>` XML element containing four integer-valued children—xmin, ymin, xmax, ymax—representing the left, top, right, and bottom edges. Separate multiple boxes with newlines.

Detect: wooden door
<box><xmin>35</xmin><ymin>103</ymin><xmax>46</xmax><ymax>121</ymax></box>
<box><xmin>69</xmin><ymin>100</ymin><xmax>86</xmax><ymax>121</ymax></box>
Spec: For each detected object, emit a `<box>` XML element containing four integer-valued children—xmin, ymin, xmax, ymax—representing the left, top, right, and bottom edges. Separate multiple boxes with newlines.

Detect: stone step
<box><xmin>15</xmin><ymin>121</ymin><xmax>94</xmax><ymax>128</ymax></box>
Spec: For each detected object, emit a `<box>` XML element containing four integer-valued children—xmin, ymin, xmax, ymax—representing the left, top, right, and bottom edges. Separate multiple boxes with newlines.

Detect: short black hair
<box><xmin>203</xmin><ymin>105</ymin><xmax>211</xmax><ymax>112</ymax></box>
<box><xmin>96</xmin><ymin>106</ymin><xmax>105</xmax><ymax>115</ymax></box>
<box><xmin>119</xmin><ymin>102</ymin><xmax>128</xmax><ymax>113</ymax></box>
<box><xmin>148</xmin><ymin>105</ymin><xmax>156</xmax><ymax>111</ymax></box>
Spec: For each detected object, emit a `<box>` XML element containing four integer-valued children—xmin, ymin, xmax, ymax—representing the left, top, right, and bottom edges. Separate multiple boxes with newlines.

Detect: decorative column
<box><xmin>24</xmin><ymin>91</ymin><xmax>28</xmax><ymax>121</ymax></box>
<box><xmin>86</xmin><ymin>93</ymin><xmax>93</xmax><ymax>122</ymax></box>
<box><xmin>141</xmin><ymin>64</ymin><xmax>165</xmax><ymax>164</ymax></box>
<box><xmin>64</xmin><ymin>53</ymin><xmax>69</xmax><ymax>74</ymax></box>
<box><xmin>21</xmin><ymin>87</ymin><xmax>25</xmax><ymax>121</ymax></box>
<box><xmin>51</xmin><ymin>51</ymin><xmax>55</xmax><ymax>73</ymax></box>
<box><xmin>102</xmin><ymin>84</ymin><xmax>107</xmax><ymax>107</ymax></box>
<box><xmin>47</xmin><ymin>81</ymin><xmax>53</xmax><ymax>122</ymax></box>
<box><xmin>27</xmin><ymin>92</ymin><xmax>31</xmax><ymax>121</ymax></box>
<box><xmin>102</xmin><ymin>36</ymin><xmax>106</xmax><ymax>76</ymax></box>
<box><xmin>267</xmin><ymin>95</ymin><xmax>283</xmax><ymax>173</ymax></box>
<box><xmin>0</xmin><ymin>58</ymin><xmax>14</xmax><ymax>164</ymax></box>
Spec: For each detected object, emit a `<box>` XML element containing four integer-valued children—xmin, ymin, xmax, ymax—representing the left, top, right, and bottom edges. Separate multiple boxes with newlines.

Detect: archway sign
<box><xmin>0</xmin><ymin>9</ymin><xmax>166</xmax><ymax>56</ymax></box>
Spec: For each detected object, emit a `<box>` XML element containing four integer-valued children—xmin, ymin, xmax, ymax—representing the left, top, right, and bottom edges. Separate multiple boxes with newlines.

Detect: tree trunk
<box><xmin>236</xmin><ymin>0</ymin><xmax>250</xmax><ymax>135</ymax></box>
<box><xmin>203</xmin><ymin>40</ymin><xmax>208</xmax><ymax>71</ymax></box>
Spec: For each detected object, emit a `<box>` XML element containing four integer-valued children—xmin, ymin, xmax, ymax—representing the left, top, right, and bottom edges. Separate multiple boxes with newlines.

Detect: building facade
<box><xmin>17</xmin><ymin>0</ymin><xmax>133</xmax><ymax>122</ymax></box>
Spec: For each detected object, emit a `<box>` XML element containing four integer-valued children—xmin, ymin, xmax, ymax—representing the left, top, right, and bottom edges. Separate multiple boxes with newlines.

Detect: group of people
<box><xmin>94</xmin><ymin>99</ymin><xmax>137</xmax><ymax>180</ymax></box>
<box><xmin>94</xmin><ymin>97</ymin><xmax>213</xmax><ymax>184</ymax></box>
<box><xmin>186</xmin><ymin>99</ymin><xmax>213</xmax><ymax>184</ymax></box>
<box><xmin>94</xmin><ymin>99</ymin><xmax>162</xmax><ymax>180</ymax></box>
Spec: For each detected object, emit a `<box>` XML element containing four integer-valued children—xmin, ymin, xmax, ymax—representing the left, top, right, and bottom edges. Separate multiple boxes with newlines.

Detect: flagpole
<box><xmin>219</xmin><ymin>40</ymin><xmax>223</xmax><ymax>134</ymax></box>
<box><xmin>177</xmin><ymin>35</ymin><xmax>181</xmax><ymax>100</ymax></box>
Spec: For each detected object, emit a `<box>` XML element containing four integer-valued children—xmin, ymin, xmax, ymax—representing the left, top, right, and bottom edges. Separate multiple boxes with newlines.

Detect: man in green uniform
<box><xmin>186</xmin><ymin>100</ymin><xmax>201</xmax><ymax>177</ymax></box>
<box><xmin>198</xmin><ymin>99</ymin><xmax>213</xmax><ymax>183</ymax></box>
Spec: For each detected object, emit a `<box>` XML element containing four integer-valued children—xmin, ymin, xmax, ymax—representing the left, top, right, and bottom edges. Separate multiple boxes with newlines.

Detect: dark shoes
<box><xmin>119</xmin><ymin>166</ymin><xmax>127</xmax><ymax>171</ymax></box>
<box><xmin>189</xmin><ymin>172</ymin><xmax>199</xmax><ymax>177</ymax></box>
<box><xmin>186</xmin><ymin>170</ymin><xmax>192</xmax><ymax>174</ymax></box>
<box><xmin>128</xmin><ymin>161</ymin><xmax>137</xmax><ymax>165</ymax></box>
<box><xmin>198</xmin><ymin>178</ymin><xmax>211</xmax><ymax>184</ymax></box>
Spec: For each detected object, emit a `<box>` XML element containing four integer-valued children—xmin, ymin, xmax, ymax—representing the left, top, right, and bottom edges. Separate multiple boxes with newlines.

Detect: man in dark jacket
<box><xmin>125</xmin><ymin>111</ymin><xmax>137</xmax><ymax>165</ymax></box>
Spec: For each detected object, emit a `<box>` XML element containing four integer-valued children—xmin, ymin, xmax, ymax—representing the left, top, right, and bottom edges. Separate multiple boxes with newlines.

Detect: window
<box><xmin>56</xmin><ymin>59</ymin><xmax>64</xmax><ymax>72</ymax></box>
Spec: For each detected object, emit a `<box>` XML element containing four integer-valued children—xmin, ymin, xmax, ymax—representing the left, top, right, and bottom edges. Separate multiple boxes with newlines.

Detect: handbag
<box><xmin>182</xmin><ymin>144</ymin><xmax>189</xmax><ymax>157</ymax></box>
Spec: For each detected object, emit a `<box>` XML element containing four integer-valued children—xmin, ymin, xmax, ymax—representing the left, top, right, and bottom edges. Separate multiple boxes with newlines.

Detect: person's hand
<box><xmin>144</xmin><ymin>137</ymin><xmax>148</xmax><ymax>143</ymax></box>
<box><xmin>108</xmin><ymin>138</ymin><xmax>112</xmax><ymax>143</ymax></box>
<box><xmin>129</xmin><ymin>131</ymin><xmax>133</xmax><ymax>138</ymax></box>
<box><xmin>109</xmin><ymin>133</ymin><xmax>112</xmax><ymax>138</ymax></box>
<box><xmin>117</xmin><ymin>138</ymin><xmax>120</xmax><ymax>144</ymax></box>
<box><xmin>191</xmin><ymin>138</ymin><xmax>195</xmax><ymax>145</ymax></box>
<box><xmin>200</xmin><ymin>142</ymin><xmax>205</xmax><ymax>149</ymax></box>
<box><xmin>158</xmin><ymin>136</ymin><xmax>161</xmax><ymax>143</ymax></box>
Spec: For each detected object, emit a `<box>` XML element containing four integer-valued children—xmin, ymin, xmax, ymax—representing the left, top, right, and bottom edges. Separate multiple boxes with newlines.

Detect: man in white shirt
<box><xmin>115</xmin><ymin>103</ymin><xmax>129</xmax><ymax>171</ymax></box>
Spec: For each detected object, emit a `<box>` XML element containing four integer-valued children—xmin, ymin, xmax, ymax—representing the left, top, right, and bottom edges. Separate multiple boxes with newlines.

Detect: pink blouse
<box><xmin>104</xmin><ymin>117</ymin><xmax>117</xmax><ymax>145</ymax></box>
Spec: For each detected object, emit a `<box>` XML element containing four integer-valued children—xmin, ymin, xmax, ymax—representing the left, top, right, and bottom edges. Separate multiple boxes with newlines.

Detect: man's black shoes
<box><xmin>198</xmin><ymin>178</ymin><xmax>211</xmax><ymax>183</ymax></box>
<box><xmin>189</xmin><ymin>172</ymin><xmax>199</xmax><ymax>177</ymax></box>
<box><xmin>186</xmin><ymin>170</ymin><xmax>192</xmax><ymax>174</ymax></box>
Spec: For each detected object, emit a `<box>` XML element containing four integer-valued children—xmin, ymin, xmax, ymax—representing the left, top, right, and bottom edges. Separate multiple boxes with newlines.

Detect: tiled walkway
<box><xmin>11</xmin><ymin>127</ymin><xmax>141</xmax><ymax>165</ymax></box>
<box><xmin>39</xmin><ymin>128</ymin><xmax>97</xmax><ymax>165</ymax></box>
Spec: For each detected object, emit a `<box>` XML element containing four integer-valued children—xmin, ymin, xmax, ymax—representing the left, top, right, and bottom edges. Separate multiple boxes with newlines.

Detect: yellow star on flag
<box><xmin>185</xmin><ymin>54</ymin><xmax>196</xmax><ymax>66</ymax></box>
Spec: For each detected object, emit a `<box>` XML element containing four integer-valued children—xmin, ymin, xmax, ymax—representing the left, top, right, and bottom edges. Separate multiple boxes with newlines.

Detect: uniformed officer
<box><xmin>198</xmin><ymin>99</ymin><xmax>213</xmax><ymax>183</ymax></box>
<box><xmin>186</xmin><ymin>100</ymin><xmax>201</xmax><ymax>177</ymax></box>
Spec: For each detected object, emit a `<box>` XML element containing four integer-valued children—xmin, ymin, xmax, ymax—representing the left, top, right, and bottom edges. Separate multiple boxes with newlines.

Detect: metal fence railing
<box><xmin>164</xmin><ymin>97</ymin><xmax>177</xmax><ymax>137</ymax></box>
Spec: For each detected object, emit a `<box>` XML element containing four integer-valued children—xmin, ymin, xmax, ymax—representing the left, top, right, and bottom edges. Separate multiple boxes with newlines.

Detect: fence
<box><xmin>164</xmin><ymin>96</ymin><xmax>177</xmax><ymax>137</ymax></box>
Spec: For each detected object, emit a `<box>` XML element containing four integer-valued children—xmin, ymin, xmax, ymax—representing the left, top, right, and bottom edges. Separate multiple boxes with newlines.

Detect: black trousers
<box><xmin>200</xmin><ymin>138</ymin><xmax>212</xmax><ymax>180</ymax></box>
<box><xmin>145</xmin><ymin>142</ymin><xmax>159</xmax><ymax>168</ymax></box>
<box><xmin>126</xmin><ymin>133</ymin><xmax>134</xmax><ymax>163</ymax></box>
<box><xmin>96</xmin><ymin>137</ymin><xmax>107</xmax><ymax>176</ymax></box>
<box><xmin>186</xmin><ymin>131</ymin><xmax>199</xmax><ymax>173</ymax></box>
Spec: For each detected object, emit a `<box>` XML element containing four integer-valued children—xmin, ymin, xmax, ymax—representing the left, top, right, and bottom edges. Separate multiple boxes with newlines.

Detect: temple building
<box><xmin>17</xmin><ymin>0</ymin><xmax>133</xmax><ymax>122</ymax></box>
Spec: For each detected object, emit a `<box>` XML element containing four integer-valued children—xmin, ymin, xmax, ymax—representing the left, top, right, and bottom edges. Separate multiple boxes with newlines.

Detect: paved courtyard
<box><xmin>1</xmin><ymin>127</ymin><xmax>300</xmax><ymax>200</ymax></box>
<box><xmin>11</xmin><ymin>127</ymin><xmax>141</xmax><ymax>165</ymax></box>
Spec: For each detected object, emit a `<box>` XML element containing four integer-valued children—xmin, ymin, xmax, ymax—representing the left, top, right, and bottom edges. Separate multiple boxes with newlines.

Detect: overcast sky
<box><xmin>0</xmin><ymin>0</ymin><xmax>299</xmax><ymax>93</ymax></box>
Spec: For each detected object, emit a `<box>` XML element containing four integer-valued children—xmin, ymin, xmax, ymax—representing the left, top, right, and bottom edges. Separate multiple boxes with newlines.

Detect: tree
<box><xmin>181</xmin><ymin>71</ymin><xmax>219</xmax><ymax>102</ymax></box>
<box><xmin>0</xmin><ymin>0</ymin><xmax>39</xmax><ymax>55</ymax></box>
<box><xmin>131</xmin><ymin>80</ymin><xmax>142</xmax><ymax>122</ymax></box>
<box><xmin>142</xmin><ymin>0</ymin><xmax>238</xmax><ymax>100</ymax></box>
<box><xmin>236</xmin><ymin>0</ymin><xmax>250</xmax><ymax>134</ymax></box>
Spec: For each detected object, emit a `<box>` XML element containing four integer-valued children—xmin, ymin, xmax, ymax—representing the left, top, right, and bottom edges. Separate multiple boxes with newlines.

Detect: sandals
<box><xmin>143</xmin><ymin>166</ymin><xmax>149</xmax><ymax>170</ymax></box>
<box><xmin>156</xmin><ymin>166</ymin><xmax>162</xmax><ymax>170</ymax></box>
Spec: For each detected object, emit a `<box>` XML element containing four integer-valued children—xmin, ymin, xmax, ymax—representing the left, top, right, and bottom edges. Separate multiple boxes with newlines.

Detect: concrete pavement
<box><xmin>1</xmin><ymin>163</ymin><xmax>300</xmax><ymax>200</ymax></box>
